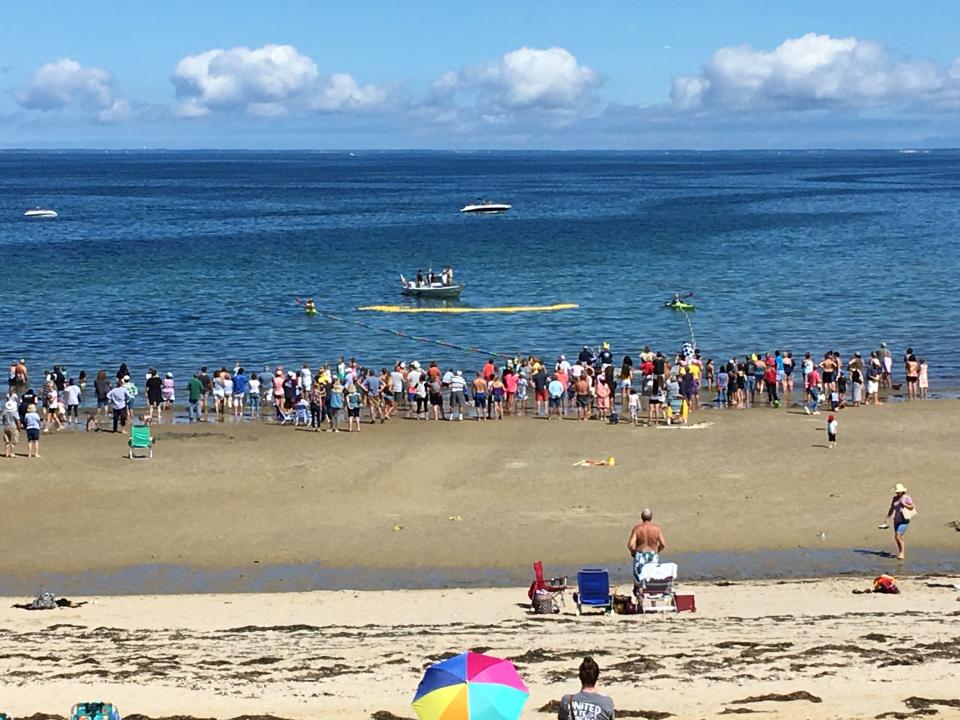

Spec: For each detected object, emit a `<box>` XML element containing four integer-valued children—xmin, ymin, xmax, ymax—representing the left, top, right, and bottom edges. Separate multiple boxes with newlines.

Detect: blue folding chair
<box><xmin>574</xmin><ymin>568</ymin><xmax>613</xmax><ymax>615</ymax></box>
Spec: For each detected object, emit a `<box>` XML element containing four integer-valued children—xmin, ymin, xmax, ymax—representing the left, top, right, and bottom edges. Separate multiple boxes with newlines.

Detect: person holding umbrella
<box><xmin>885</xmin><ymin>483</ymin><xmax>916</xmax><ymax>560</ymax></box>
<box><xmin>559</xmin><ymin>657</ymin><xmax>615</xmax><ymax>720</ymax></box>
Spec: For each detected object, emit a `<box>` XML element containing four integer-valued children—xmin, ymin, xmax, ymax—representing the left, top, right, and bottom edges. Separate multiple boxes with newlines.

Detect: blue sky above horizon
<box><xmin>4</xmin><ymin>1</ymin><xmax>960</xmax><ymax>149</ymax></box>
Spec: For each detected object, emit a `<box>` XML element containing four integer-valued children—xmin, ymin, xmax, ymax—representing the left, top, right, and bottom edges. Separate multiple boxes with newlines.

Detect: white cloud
<box><xmin>311</xmin><ymin>73</ymin><xmax>386</xmax><ymax>111</ymax></box>
<box><xmin>415</xmin><ymin>47</ymin><xmax>600</xmax><ymax>134</ymax></box>
<box><xmin>448</xmin><ymin>47</ymin><xmax>600</xmax><ymax>111</ymax></box>
<box><xmin>171</xmin><ymin>44</ymin><xmax>386</xmax><ymax>117</ymax></box>
<box><xmin>15</xmin><ymin>58</ymin><xmax>133</xmax><ymax>122</ymax></box>
<box><xmin>493</xmin><ymin>47</ymin><xmax>600</xmax><ymax>109</ymax></box>
<box><xmin>672</xmin><ymin>33</ymin><xmax>959</xmax><ymax>111</ymax></box>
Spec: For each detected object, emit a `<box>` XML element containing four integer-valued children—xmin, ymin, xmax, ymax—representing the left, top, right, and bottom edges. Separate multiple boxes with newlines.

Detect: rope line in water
<box><xmin>680</xmin><ymin>309</ymin><xmax>697</xmax><ymax>348</ymax></box>
<box><xmin>314</xmin><ymin>311</ymin><xmax>516</xmax><ymax>360</ymax></box>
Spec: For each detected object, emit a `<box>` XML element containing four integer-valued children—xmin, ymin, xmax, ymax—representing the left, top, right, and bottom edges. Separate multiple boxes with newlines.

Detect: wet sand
<box><xmin>2</xmin><ymin>579</ymin><xmax>960</xmax><ymax>719</ymax></box>
<box><xmin>1</xmin><ymin>400</ymin><xmax>958</xmax><ymax>591</ymax></box>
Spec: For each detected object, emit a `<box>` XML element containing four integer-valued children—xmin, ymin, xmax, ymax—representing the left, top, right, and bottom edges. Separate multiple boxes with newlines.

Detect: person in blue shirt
<box><xmin>232</xmin><ymin>367</ymin><xmax>249</xmax><ymax>417</ymax></box>
<box><xmin>24</xmin><ymin>403</ymin><xmax>42</xmax><ymax>457</ymax></box>
<box><xmin>327</xmin><ymin>379</ymin><xmax>344</xmax><ymax>432</ymax></box>
<box><xmin>547</xmin><ymin>375</ymin><xmax>564</xmax><ymax>420</ymax></box>
<box><xmin>716</xmin><ymin>368</ymin><xmax>729</xmax><ymax>407</ymax></box>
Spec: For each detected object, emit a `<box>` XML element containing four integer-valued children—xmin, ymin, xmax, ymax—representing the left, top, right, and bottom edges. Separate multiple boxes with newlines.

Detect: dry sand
<box><xmin>0</xmin><ymin>400</ymin><xmax>958</xmax><ymax>583</ymax></box>
<box><xmin>1</xmin><ymin>579</ymin><xmax>960</xmax><ymax>719</ymax></box>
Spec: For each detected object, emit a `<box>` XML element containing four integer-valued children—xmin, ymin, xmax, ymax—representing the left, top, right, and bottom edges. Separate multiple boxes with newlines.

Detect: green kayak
<box><xmin>664</xmin><ymin>301</ymin><xmax>696</xmax><ymax>311</ymax></box>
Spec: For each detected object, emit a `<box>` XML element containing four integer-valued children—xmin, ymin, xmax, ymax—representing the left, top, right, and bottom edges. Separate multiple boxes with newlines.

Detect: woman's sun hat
<box><xmin>892</xmin><ymin>483</ymin><xmax>908</xmax><ymax>494</ymax></box>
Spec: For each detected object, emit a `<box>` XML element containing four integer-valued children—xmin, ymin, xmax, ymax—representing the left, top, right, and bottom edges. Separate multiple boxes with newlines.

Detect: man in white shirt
<box><xmin>63</xmin><ymin>380</ymin><xmax>82</xmax><ymax>425</ymax></box>
<box><xmin>106</xmin><ymin>380</ymin><xmax>132</xmax><ymax>433</ymax></box>
<box><xmin>406</xmin><ymin>363</ymin><xmax>422</xmax><ymax>418</ymax></box>
<box><xmin>389</xmin><ymin>364</ymin><xmax>406</xmax><ymax>408</ymax></box>
<box><xmin>448</xmin><ymin>370</ymin><xmax>467</xmax><ymax>420</ymax></box>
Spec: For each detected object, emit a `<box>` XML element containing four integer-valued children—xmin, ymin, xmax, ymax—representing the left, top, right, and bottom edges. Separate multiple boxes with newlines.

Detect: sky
<box><xmin>3</xmin><ymin>1</ymin><xmax>960</xmax><ymax>149</ymax></box>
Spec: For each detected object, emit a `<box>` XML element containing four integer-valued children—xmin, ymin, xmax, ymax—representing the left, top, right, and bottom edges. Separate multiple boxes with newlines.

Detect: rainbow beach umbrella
<box><xmin>412</xmin><ymin>651</ymin><xmax>529</xmax><ymax>720</ymax></box>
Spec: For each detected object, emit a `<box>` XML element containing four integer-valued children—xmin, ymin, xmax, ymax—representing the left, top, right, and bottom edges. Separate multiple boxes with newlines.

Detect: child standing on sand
<box><xmin>628</xmin><ymin>389</ymin><xmax>641</xmax><ymax>424</ymax></box>
<box><xmin>827</xmin><ymin>414</ymin><xmax>838</xmax><ymax>449</ymax></box>
<box><xmin>346</xmin><ymin>384</ymin><xmax>362</xmax><ymax>432</ymax></box>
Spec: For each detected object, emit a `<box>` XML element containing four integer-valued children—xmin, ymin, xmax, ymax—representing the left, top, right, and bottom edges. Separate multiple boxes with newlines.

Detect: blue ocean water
<box><xmin>2</xmin><ymin>150</ymin><xmax>958</xmax><ymax>385</ymax></box>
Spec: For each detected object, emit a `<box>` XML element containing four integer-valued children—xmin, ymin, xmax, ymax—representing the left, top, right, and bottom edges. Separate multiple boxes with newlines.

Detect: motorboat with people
<box><xmin>400</xmin><ymin>267</ymin><xmax>464</xmax><ymax>298</ymax></box>
<box><xmin>23</xmin><ymin>208</ymin><xmax>58</xmax><ymax>218</ymax></box>
<box><xmin>460</xmin><ymin>201</ymin><xmax>511</xmax><ymax>214</ymax></box>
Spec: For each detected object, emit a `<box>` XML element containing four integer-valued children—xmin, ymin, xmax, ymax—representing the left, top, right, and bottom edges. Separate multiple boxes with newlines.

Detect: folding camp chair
<box><xmin>275</xmin><ymin>404</ymin><xmax>295</xmax><ymax>424</ymax></box>
<box><xmin>71</xmin><ymin>702</ymin><xmax>121</xmax><ymax>720</ymax></box>
<box><xmin>528</xmin><ymin>560</ymin><xmax>568</xmax><ymax>612</ymax></box>
<box><xmin>636</xmin><ymin>562</ymin><xmax>678</xmax><ymax>613</ymax></box>
<box><xmin>294</xmin><ymin>401</ymin><xmax>310</xmax><ymax>426</ymax></box>
<box><xmin>128</xmin><ymin>425</ymin><xmax>154</xmax><ymax>459</ymax></box>
<box><xmin>573</xmin><ymin>568</ymin><xmax>613</xmax><ymax>615</ymax></box>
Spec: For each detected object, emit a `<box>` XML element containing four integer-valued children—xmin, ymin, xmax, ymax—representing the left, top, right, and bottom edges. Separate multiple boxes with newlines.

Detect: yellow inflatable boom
<box><xmin>357</xmin><ymin>303</ymin><xmax>579</xmax><ymax>314</ymax></box>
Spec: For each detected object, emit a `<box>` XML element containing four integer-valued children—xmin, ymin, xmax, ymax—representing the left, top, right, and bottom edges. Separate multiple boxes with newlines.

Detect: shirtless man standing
<box><xmin>627</xmin><ymin>509</ymin><xmax>666</xmax><ymax>587</ymax></box>
<box><xmin>574</xmin><ymin>375</ymin><xmax>590</xmax><ymax>421</ymax></box>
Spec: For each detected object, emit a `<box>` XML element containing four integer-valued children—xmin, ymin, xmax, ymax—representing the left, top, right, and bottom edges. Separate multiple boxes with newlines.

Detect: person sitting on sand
<box><xmin>628</xmin><ymin>508</ymin><xmax>666</xmax><ymax>590</ymax></box>
<box><xmin>558</xmin><ymin>657</ymin><xmax>614</xmax><ymax>720</ymax></box>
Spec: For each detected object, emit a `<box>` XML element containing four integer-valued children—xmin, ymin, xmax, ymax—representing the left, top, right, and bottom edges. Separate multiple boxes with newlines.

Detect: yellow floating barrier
<box><xmin>357</xmin><ymin>303</ymin><xmax>579</xmax><ymax>314</ymax></box>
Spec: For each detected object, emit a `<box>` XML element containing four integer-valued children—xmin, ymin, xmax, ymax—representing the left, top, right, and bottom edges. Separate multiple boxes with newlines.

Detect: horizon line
<box><xmin>0</xmin><ymin>147</ymin><xmax>957</xmax><ymax>153</ymax></box>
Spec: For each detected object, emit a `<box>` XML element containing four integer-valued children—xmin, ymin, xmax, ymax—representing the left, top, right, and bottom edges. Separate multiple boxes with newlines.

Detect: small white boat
<box><xmin>460</xmin><ymin>201</ymin><xmax>511</xmax><ymax>214</ymax></box>
<box><xmin>24</xmin><ymin>208</ymin><xmax>58</xmax><ymax>218</ymax></box>
<box><xmin>400</xmin><ymin>274</ymin><xmax>464</xmax><ymax>298</ymax></box>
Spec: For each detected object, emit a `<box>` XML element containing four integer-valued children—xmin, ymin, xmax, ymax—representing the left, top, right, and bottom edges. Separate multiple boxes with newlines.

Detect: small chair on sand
<box><xmin>71</xmin><ymin>701</ymin><xmax>121</xmax><ymax>720</ymax></box>
<box><xmin>573</xmin><ymin>568</ymin><xmax>613</xmax><ymax>615</ymax></box>
<box><xmin>128</xmin><ymin>425</ymin><xmax>154</xmax><ymax>459</ymax></box>
<box><xmin>294</xmin><ymin>401</ymin><xmax>310</xmax><ymax>426</ymax></box>
<box><xmin>528</xmin><ymin>560</ymin><xmax>568</xmax><ymax>612</ymax></box>
<box><xmin>636</xmin><ymin>562</ymin><xmax>678</xmax><ymax>613</ymax></box>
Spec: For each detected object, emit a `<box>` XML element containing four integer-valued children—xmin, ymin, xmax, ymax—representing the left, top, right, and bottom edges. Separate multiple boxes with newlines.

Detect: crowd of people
<box><xmin>2</xmin><ymin>341</ymin><xmax>931</xmax><ymax>454</ymax></box>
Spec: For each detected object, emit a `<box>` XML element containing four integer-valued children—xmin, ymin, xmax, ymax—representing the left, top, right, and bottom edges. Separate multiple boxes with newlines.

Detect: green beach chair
<box><xmin>128</xmin><ymin>425</ymin><xmax>154</xmax><ymax>459</ymax></box>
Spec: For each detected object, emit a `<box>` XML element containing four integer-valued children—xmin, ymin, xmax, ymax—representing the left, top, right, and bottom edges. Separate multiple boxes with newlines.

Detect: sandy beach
<box><xmin>1</xmin><ymin>579</ymin><xmax>960</xmax><ymax>719</ymax></box>
<box><xmin>1</xmin><ymin>400</ymin><xmax>958</xmax><ymax>588</ymax></box>
<box><xmin>2</xmin><ymin>400</ymin><xmax>959</xmax><ymax>718</ymax></box>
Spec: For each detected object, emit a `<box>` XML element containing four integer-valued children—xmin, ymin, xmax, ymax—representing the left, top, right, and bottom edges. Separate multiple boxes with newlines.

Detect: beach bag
<box><xmin>608</xmin><ymin>412</ymin><xmax>619</xmax><ymax>425</ymax></box>
<box><xmin>532</xmin><ymin>590</ymin><xmax>556</xmax><ymax>614</ymax></box>
<box><xmin>612</xmin><ymin>593</ymin><xmax>636</xmax><ymax>614</ymax></box>
<box><xmin>901</xmin><ymin>506</ymin><xmax>917</xmax><ymax>520</ymax></box>
<box><xmin>29</xmin><ymin>592</ymin><xmax>58</xmax><ymax>610</ymax></box>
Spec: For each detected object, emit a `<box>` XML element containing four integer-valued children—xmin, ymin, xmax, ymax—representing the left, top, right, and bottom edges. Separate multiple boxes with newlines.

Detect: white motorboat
<box><xmin>460</xmin><ymin>201</ymin><xmax>511</xmax><ymax>214</ymax></box>
<box><xmin>24</xmin><ymin>208</ymin><xmax>58</xmax><ymax>218</ymax></box>
<box><xmin>400</xmin><ymin>270</ymin><xmax>464</xmax><ymax>298</ymax></box>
